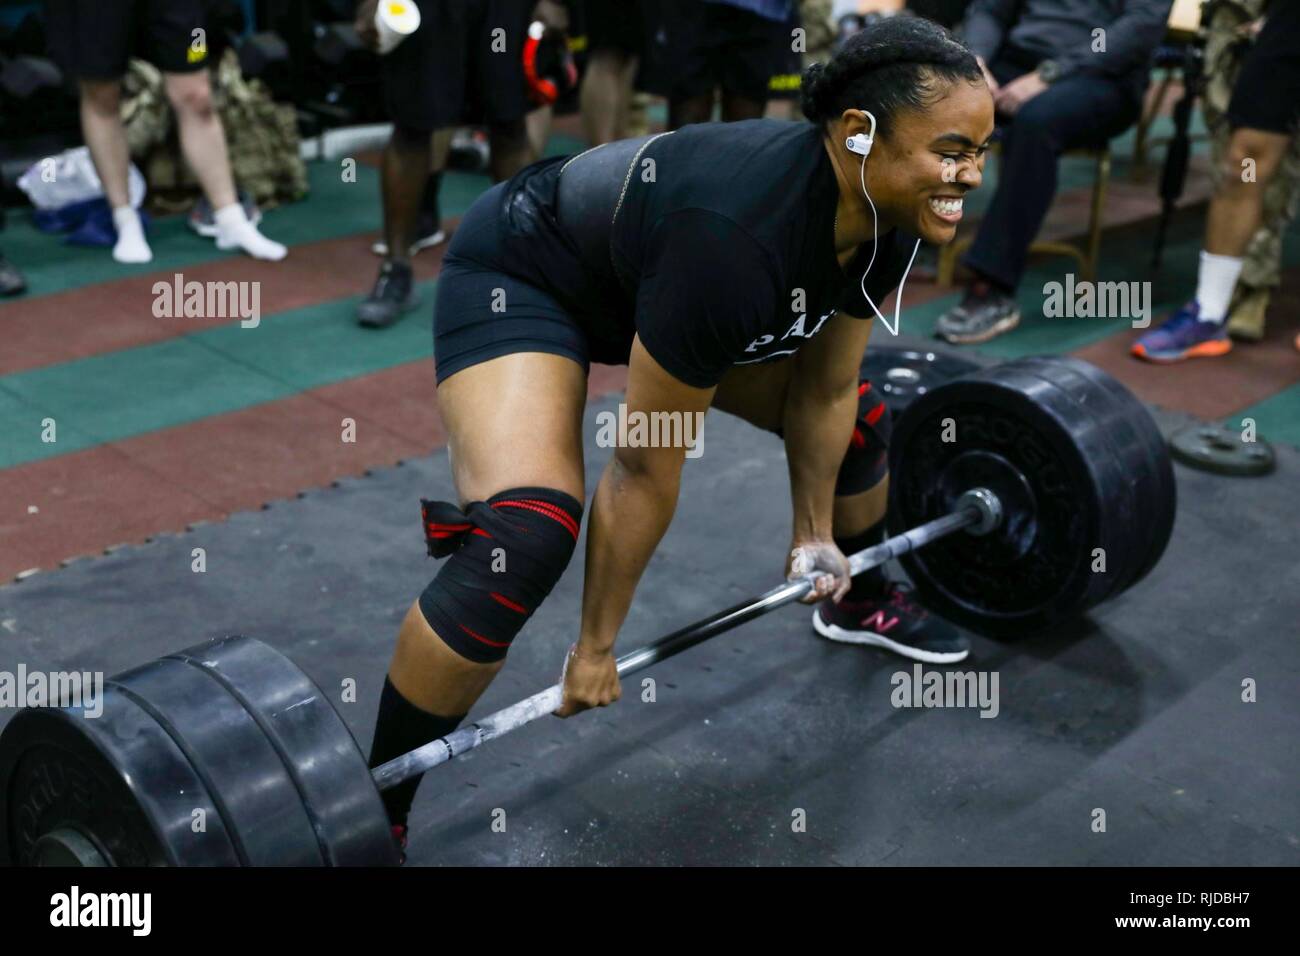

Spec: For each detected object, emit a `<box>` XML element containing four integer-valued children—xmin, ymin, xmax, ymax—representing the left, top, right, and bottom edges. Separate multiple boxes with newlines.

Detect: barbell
<box><xmin>0</xmin><ymin>356</ymin><xmax>1176</xmax><ymax>866</ymax></box>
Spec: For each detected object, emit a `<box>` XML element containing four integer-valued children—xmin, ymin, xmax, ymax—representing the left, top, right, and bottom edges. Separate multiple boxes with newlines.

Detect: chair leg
<box><xmin>1133</xmin><ymin>72</ymin><xmax>1173</xmax><ymax>178</ymax></box>
<box><xmin>1085</xmin><ymin>150</ymin><xmax>1111</xmax><ymax>282</ymax></box>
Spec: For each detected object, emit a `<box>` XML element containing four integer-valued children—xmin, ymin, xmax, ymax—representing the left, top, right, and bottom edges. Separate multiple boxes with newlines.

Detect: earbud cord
<box><xmin>855</xmin><ymin>150</ymin><xmax>921</xmax><ymax>332</ymax></box>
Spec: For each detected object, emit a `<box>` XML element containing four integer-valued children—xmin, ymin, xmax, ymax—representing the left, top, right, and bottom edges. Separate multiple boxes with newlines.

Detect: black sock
<box><xmin>367</xmin><ymin>677</ymin><xmax>465</xmax><ymax>827</ymax></box>
<box><xmin>969</xmin><ymin>270</ymin><xmax>1013</xmax><ymax>299</ymax></box>
<box><xmin>835</xmin><ymin>517</ymin><xmax>889</xmax><ymax>601</ymax></box>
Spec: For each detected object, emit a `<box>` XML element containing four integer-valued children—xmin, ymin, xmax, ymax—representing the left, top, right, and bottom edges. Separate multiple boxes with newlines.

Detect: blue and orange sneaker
<box><xmin>1132</xmin><ymin>301</ymin><xmax>1233</xmax><ymax>363</ymax></box>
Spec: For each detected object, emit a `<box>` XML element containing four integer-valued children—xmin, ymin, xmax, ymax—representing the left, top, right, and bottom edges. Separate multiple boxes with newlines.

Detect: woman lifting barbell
<box><xmin>368</xmin><ymin>17</ymin><xmax>996</xmax><ymax>846</ymax></box>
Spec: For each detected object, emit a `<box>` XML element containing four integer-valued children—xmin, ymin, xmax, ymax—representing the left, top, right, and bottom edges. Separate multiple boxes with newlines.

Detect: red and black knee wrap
<box><xmin>836</xmin><ymin>380</ymin><xmax>891</xmax><ymax>496</ymax></box>
<box><xmin>418</xmin><ymin>487</ymin><xmax>583</xmax><ymax>664</ymax></box>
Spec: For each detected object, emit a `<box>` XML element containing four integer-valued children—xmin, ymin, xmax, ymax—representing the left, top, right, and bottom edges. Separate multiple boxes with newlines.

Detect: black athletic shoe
<box><xmin>812</xmin><ymin>582</ymin><xmax>969</xmax><ymax>663</ymax></box>
<box><xmin>0</xmin><ymin>254</ymin><xmax>26</xmax><ymax>297</ymax></box>
<box><xmin>357</xmin><ymin>260</ymin><xmax>417</xmax><ymax>328</ymax></box>
<box><xmin>936</xmin><ymin>283</ymin><xmax>1020</xmax><ymax>345</ymax></box>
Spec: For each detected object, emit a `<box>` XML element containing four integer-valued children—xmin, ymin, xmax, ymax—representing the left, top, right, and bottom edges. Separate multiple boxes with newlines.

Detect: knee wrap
<box><xmin>835</xmin><ymin>380</ymin><xmax>891</xmax><ymax>496</ymax></box>
<box><xmin>418</xmin><ymin>487</ymin><xmax>583</xmax><ymax>663</ymax></box>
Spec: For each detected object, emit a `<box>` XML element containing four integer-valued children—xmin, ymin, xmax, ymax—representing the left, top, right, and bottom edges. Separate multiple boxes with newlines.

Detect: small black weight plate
<box><xmin>1169</xmin><ymin>422</ymin><xmax>1275</xmax><ymax>477</ymax></box>
<box><xmin>860</xmin><ymin>346</ymin><xmax>983</xmax><ymax>418</ymax></box>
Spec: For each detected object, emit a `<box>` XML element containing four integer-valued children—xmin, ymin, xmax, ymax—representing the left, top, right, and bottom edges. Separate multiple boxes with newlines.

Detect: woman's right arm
<box><xmin>556</xmin><ymin>336</ymin><xmax>715</xmax><ymax>716</ymax></box>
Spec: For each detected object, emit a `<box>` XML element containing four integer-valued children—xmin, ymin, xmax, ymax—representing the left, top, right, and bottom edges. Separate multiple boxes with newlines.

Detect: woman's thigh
<box><xmin>437</xmin><ymin>351</ymin><xmax>589</xmax><ymax>506</ymax></box>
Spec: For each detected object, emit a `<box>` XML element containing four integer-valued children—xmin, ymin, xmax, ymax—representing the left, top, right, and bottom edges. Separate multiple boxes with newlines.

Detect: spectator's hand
<box><xmin>976</xmin><ymin>55</ymin><xmax>1000</xmax><ymax>96</ymax></box>
<box><xmin>534</xmin><ymin>0</ymin><xmax>569</xmax><ymax>31</ymax></box>
<box><xmin>355</xmin><ymin>0</ymin><xmax>381</xmax><ymax>52</ymax></box>
<box><xmin>995</xmin><ymin>71</ymin><xmax>1049</xmax><ymax>116</ymax></box>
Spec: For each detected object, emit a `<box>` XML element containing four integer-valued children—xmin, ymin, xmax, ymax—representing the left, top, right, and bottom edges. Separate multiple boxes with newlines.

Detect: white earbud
<box><xmin>844</xmin><ymin>110</ymin><xmax>877</xmax><ymax>156</ymax></box>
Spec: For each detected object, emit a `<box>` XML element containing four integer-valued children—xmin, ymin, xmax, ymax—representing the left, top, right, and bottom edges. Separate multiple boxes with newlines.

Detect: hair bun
<box><xmin>799</xmin><ymin>61</ymin><xmax>828</xmax><ymax>122</ymax></box>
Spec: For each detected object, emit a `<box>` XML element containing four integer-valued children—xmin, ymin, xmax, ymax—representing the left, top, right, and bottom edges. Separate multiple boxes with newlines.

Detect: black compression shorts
<box><xmin>382</xmin><ymin>0</ymin><xmax>533</xmax><ymax>132</ymax></box>
<box><xmin>1226</xmin><ymin>2</ymin><xmax>1300</xmax><ymax>135</ymax></box>
<box><xmin>434</xmin><ymin>179</ymin><xmax>592</xmax><ymax>384</ymax></box>
<box><xmin>45</xmin><ymin>0</ymin><xmax>210</xmax><ymax>80</ymax></box>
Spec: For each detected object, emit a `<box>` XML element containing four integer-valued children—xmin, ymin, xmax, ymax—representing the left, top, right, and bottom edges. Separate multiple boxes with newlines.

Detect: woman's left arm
<box><xmin>781</xmin><ymin>311</ymin><xmax>874</xmax><ymax>591</ymax></box>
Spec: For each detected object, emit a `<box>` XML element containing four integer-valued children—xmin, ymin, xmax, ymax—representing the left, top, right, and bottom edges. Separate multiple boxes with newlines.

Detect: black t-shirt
<box><xmin>501</xmin><ymin>119</ymin><xmax>916</xmax><ymax>388</ymax></box>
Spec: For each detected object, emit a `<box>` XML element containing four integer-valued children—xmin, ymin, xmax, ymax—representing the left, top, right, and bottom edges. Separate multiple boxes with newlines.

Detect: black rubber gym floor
<box><xmin>1</xmin><ymin>365</ymin><xmax>1297</xmax><ymax>866</ymax></box>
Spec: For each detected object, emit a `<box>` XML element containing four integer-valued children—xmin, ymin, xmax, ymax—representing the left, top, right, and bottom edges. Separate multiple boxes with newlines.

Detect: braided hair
<box><xmin>801</xmin><ymin>16</ymin><xmax>983</xmax><ymax>140</ymax></box>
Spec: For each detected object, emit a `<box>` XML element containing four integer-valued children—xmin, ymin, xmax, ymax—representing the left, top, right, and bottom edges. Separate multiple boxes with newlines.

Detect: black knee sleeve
<box><xmin>835</xmin><ymin>380</ymin><xmax>891</xmax><ymax>496</ymax></box>
<box><xmin>418</xmin><ymin>487</ymin><xmax>583</xmax><ymax>664</ymax></box>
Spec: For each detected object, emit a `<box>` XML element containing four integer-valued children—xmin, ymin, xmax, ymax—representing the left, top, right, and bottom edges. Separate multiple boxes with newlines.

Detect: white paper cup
<box><xmin>375</xmin><ymin>0</ymin><xmax>421</xmax><ymax>55</ymax></box>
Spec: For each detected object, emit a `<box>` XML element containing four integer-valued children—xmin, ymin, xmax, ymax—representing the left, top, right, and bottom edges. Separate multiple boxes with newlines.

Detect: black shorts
<box><xmin>382</xmin><ymin>0</ymin><xmax>533</xmax><ymax>132</ymax></box>
<box><xmin>45</xmin><ymin>0</ymin><xmax>210</xmax><ymax>80</ymax></box>
<box><xmin>1227</xmin><ymin>1</ymin><xmax>1300</xmax><ymax>135</ymax></box>
<box><xmin>641</xmin><ymin>0</ymin><xmax>795</xmax><ymax>102</ymax></box>
<box><xmin>585</xmin><ymin>0</ymin><xmax>647</xmax><ymax>56</ymax></box>
<box><xmin>434</xmin><ymin>178</ymin><xmax>591</xmax><ymax>385</ymax></box>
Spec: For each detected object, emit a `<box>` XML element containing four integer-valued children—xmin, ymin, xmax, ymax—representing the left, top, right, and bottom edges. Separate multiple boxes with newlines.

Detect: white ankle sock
<box><xmin>213</xmin><ymin>202</ymin><xmax>287</xmax><ymax>261</ymax></box>
<box><xmin>1194</xmin><ymin>250</ymin><xmax>1244</xmax><ymax>323</ymax></box>
<box><xmin>111</xmin><ymin>206</ymin><xmax>152</xmax><ymax>264</ymax></box>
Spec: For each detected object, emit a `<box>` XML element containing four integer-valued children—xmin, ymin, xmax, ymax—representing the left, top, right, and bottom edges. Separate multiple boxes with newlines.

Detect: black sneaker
<box><xmin>357</xmin><ymin>260</ymin><xmax>418</xmax><ymax>328</ymax></box>
<box><xmin>812</xmin><ymin>582</ymin><xmax>969</xmax><ymax>663</ymax></box>
<box><xmin>371</xmin><ymin>215</ymin><xmax>446</xmax><ymax>258</ymax></box>
<box><xmin>0</xmin><ymin>253</ymin><xmax>26</xmax><ymax>297</ymax></box>
<box><xmin>936</xmin><ymin>283</ymin><xmax>1020</xmax><ymax>345</ymax></box>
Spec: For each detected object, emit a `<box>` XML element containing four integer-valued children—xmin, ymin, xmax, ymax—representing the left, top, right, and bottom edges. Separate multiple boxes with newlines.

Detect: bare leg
<box><xmin>164</xmin><ymin>71</ymin><xmax>236</xmax><ymax>210</ymax></box>
<box><xmin>765</xmin><ymin>99</ymin><xmax>795</xmax><ymax>120</ymax></box>
<box><xmin>78</xmin><ymin>79</ymin><xmax>132</xmax><ymax>208</ymax></box>
<box><xmin>163</xmin><ymin>71</ymin><xmax>237</xmax><ymax>210</ymax></box>
<box><xmin>526</xmin><ymin>105</ymin><xmax>553</xmax><ymax>160</ymax></box>
<box><xmin>669</xmin><ymin>91</ymin><xmax>715</xmax><ymax>130</ymax></box>
<box><xmin>79</xmin><ymin>78</ymin><xmax>154</xmax><ymax>263</ymax></box>
<box><xmin>369</xmin><ymin>352</ymin><xmax>587</xmax><ymax>828</ymax></box>
<box><xmin>430</xmin><ymin>128</ymin><xmax>453</xmax><ymax>173</ymax></box>
<box><xmin>581</xmin><ymin>49</ymin><xmax>639</xmax><ymax>144</ymax></box>
<box><xmin>166</xmin><ymin>71</ymin><xmax>285</xmax><ymax>259</ymax></box>
<box><xmin>382</xmin><ymin>124</ymin><xmax>432</xmax><ymax>266</ymax></box>
<box><xmin>1204</xmin><ymin>127</ymin><xmax>1291</xmax><ymax>257</ymax></box>
<box><xmin>391</xmin><ymin>351</ymin><xmax>588</xmax><ymax>715</ymax></box>
<box><xmin>487</xmin><ymin>117</ymin><xmax>534</xmax><ymax>182</ymax></box>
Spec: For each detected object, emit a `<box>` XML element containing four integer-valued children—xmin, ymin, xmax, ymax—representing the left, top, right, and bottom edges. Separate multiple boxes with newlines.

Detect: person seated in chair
<box><xmin>935</xmin><ymin>0</ymin><xmax>1172</xmax><ymax>344</ymax></box>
